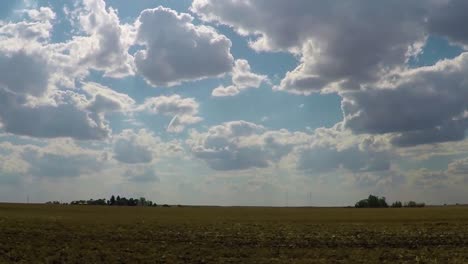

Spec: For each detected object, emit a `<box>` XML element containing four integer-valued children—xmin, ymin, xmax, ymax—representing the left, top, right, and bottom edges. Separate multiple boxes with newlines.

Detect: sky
<box><xmin>0</xmin><ymin>0</ymin><xmax>468</xmax><ymax>206</ymax></box>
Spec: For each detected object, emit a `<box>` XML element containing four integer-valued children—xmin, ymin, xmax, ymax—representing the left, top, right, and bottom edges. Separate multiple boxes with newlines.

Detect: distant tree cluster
<box><xmin>355</xmin><ymin>195</ymin><xmax>388</xmax><ymax>208</ymax></box>
<box><xmin>355</xmin><ymin>195</ymin><xmax>425</xmax><ymax>208</ymax></box>
<box><xmin>46</xmin><ymin>201</ymin><xmax>66</xmax><ymax>205</ymax></box>
<box><xmin>70</xmin><ymin>195</ymin><xmax>157</xmax><ymax>207</ymax></box>
<box><xmin>391</xmin><ymin>200</ymin><xmax>425</xmax><ymax>208</ymax></box>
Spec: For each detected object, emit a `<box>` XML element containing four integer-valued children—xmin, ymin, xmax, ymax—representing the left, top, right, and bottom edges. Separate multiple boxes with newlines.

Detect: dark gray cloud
<box><xmin>342</xmin><ymin>53</ymin><xmax>468</xmax><ymax>146</ymax></box>
<box><xmin>0</xmin><ymin>50</ymin><xmax>49</xmax><ymax>96</ymax></box>
<box><xmin>0</xmin><ymin>89</ymin><xmax>110</xmax><ymax>140</ymax></box>
<box><xmin>134</xmin><ymin>6</ymin><xmax>234</xmax><ymax>87</ymax></box>
<box><xmin>428</xmin><ymin>0</ymin><xmax>468</xmax><ymax>47</ymax></box>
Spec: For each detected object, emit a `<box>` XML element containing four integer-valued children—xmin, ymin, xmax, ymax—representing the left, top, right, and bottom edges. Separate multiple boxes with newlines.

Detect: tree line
<box><xmin>355</xmin><ymin>195</ymin><xmax>425</xmax><ymax>208</ymax></box>
<box><xmin>69</xmin><ymin>195</ymin><xmax>157</xmax><ymax>207</ymax></box>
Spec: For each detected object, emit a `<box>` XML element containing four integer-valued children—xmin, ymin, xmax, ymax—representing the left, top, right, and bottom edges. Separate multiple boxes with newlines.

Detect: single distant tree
<box><xmin>139</xmin><ymin>197</ymin><xmax>147</xmax><ymax>206</ymax></box>
<box><xmin>110</xmin><ymin>195</ymin><xmax>116</xmax><ymax>206</ymax></box>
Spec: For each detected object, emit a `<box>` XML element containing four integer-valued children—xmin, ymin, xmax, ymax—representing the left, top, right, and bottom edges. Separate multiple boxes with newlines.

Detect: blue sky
<box><xmin>0</xmin><ymin>0</ymin><xmax>467</xmax><ymax>206</ymax></box>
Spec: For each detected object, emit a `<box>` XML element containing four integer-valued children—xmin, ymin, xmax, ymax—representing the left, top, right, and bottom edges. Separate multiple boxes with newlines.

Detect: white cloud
<box><xmin>212</xmin><ymin>85</ymin><xmax>240</xmax><ymax>97</ymax></box>
<box><xmin>187</xmin><ymin>121</ymin><xmax>311</xmax><ymax>171</ymax></box>
<box><xmin>232</xmin><ymin>59</ymin><xmax>267</xmax><ymax>88</ymax></box>
<box><xmin>0</xmin><ymin>7</ymin><xmax>55</xmax><ymax>42</ymax></box>
<box><xmin>212</xmin><ymin>59</ymin><xmax>267</xmax><ymax>97</ymax></box>
<box><xmin>0</xmin><ymin>3</ymin><xmax>134</xmax><ymax>140</ymax></box>
<box><xmin>448</xmin><ymin>158</ymin><xmax>468</xmax><ymax>175</ymax></box>
<box><xmin>295</xmin><ymin>125</ymin><xmax>394</xmax><ymax>174</ymax></box>
<box><xmin>123</xmin><ymin>165</ymin><xmax>159</xmax><ymax>183</ymax></box>
<box><xmin>0</xmin><ymin>139</ymin><xmax>106</xmax><ymax>179</ymax></box>
<box><xmin>192</xmin><ymin>0</ymin><xmax>429</xmax><ymax>93</ymax></box>
<box><xmin>134</xmin><ymin>6</ymin><xmax>234</xmax><ymax>87</ymax></box>
<box><xmin>187</xmin><ymin>120</ymin><xmax>401</xmax><ymax>191</ymax></box>
<box><xmin>70</xmin><ymin>0</ymin><xmax>135</xmax><ymax>78</ymax></box>
<box><xmin>82</xmin><ymin>82</ymin><xmax>135</xmax><ymax>113</ymax></box>
<box><xmin>113</xmin><ymin>129</ymin><xmax>184</xmax><ymax>164</ymax></box>
<box><xmin>138</xmin><ymin>95</ymin><xmax>202</xmax><ymax>133</ymax></box>
<box><xmin>113</xmin><ymin>129</ymin><xmax>156</xmax><ymax>164</ymax></box>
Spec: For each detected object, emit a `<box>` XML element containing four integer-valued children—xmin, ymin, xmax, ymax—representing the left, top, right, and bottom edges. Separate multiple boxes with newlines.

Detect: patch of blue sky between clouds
<box><xmin>409</xmin><ymin>35</ymin><xmax>464</xmax><ymax>68</ymax></box>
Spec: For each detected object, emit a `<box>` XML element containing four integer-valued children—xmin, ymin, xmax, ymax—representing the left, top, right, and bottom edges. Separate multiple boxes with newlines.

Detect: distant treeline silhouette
<box><xmin>68</xmin><ymin>195</ymin><xmax>158</xmax><ymax>207</ymax></box>
<box><xmin>355</xmin><ymin>195</ymin><xmax>425</xmax><ymax>208</ymax></box>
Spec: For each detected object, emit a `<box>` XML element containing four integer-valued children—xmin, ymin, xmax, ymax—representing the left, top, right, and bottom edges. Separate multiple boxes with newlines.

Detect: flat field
<box><xmin>1</xmin><ymin>204</ymin><xmax>468</xmax><ymax>263</ymax></box>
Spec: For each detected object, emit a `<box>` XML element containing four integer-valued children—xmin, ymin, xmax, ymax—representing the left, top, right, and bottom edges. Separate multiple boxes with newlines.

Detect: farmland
<box><xmin>1</xmin><ymin>204</ymin><xmax>468</xmax><ymax>263</ymax></box>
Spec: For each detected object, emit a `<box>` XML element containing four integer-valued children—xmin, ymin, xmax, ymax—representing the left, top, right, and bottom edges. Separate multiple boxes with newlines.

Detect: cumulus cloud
<box><xmin>295</xmin><ymin>126</ymin><xmax>393</xmax><ymax>174</ymax></box>
<box><xmin>113</xmin><ymin>129</ymin><xmax>156</xmax><ymax>164</ymax></box>
<box><xmin>0</xmin><ymin>82</ymin><xmax>111</xmax><ymax>140</ymax></box>
<box><xmin>83</xmin><ymin>82</ymin><xmax>135</xmax><ymax>113</ymax></box>
<box><xmin>112</xmin><ymin>129</ymin><xmax>184</xmax><ymax>164</ymax></box>
<box><xmin>0</xmin><ymin>7</ymin><xmax>55</xmax><ymax>42</ymax></box>
<box><xmin>134</xmin><ymin>6</ymin><xmax>234</xmax><ymax>87</ymax></box>
<box><xmin>187</xmin><ymin>121</ymin><xmax>311</xmax><ymax>170</ymax></box>
<box><xmin>211</xmin><ymin>85</ymin><xmax>239</xmax><ymax>97</ymax></box>
<box><xmin>212</xmin><ymin>59</ymin><xmax>267</xmax><ymax>97</ymax></box>
<box><xmin>70</xmin><ymin>0</ymin><xmax>134</xmax><ymax>77</ymax></box>
<box><xmin>187</xmin><ymin>120</ymin><xmax>399</xmax><ymax>186</ymax></box>
<box><xmin>447</xmin><ymin>158</ymin><xmax>468</xmax><ymax>175</ymax></box>
<box><xmin>123</xmin><ymin>166</ymin><xmax>159</xmax><ymax>183</ymax></box>
<box><xmin>0</xmin><ymin>3</ymin><xmax>135</xmax><ymax>140</ymax></box>
<box><xmin>0</xmin><ymin>139</ymin><xmax>106</xmax><ymax>179</ymax></box>
<box><xmin>192</xmin><ymin>0</ymin><xmax>429</xmax><ymax>93</ymax></box>
<box><xmin>24</xmin><ymin>150</ymin><xmax>102</xmax><ymax>178</ymax></box>
<box><xmin>342</xmin><ymin>52</ymin><xmax>468</xmax><ymax>147</ymax></box>
<box><xmin>138</xmin><ymin>95</ymin><xmax>202</xmax><ymax>133</ymax></box>
<box><xmin>0</xmin><ymin>50</ymin><xmax>49</xmax><ymax>96</ymax></box>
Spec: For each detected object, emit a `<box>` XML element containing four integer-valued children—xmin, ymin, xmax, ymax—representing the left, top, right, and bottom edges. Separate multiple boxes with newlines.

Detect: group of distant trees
<box><xmin>69</xmin><ymin>195</ymin><xmax>157</xmax><ymax>207</ymax></box>
<box><xmin>355</xmin><ymin>195</ymin><xmax>425</xmax><ymax>208</ymax></box>
<box><xmin>390</xmin><ymin>200</ymin><xmax>425</xmax><ymax>208</ymax></box>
